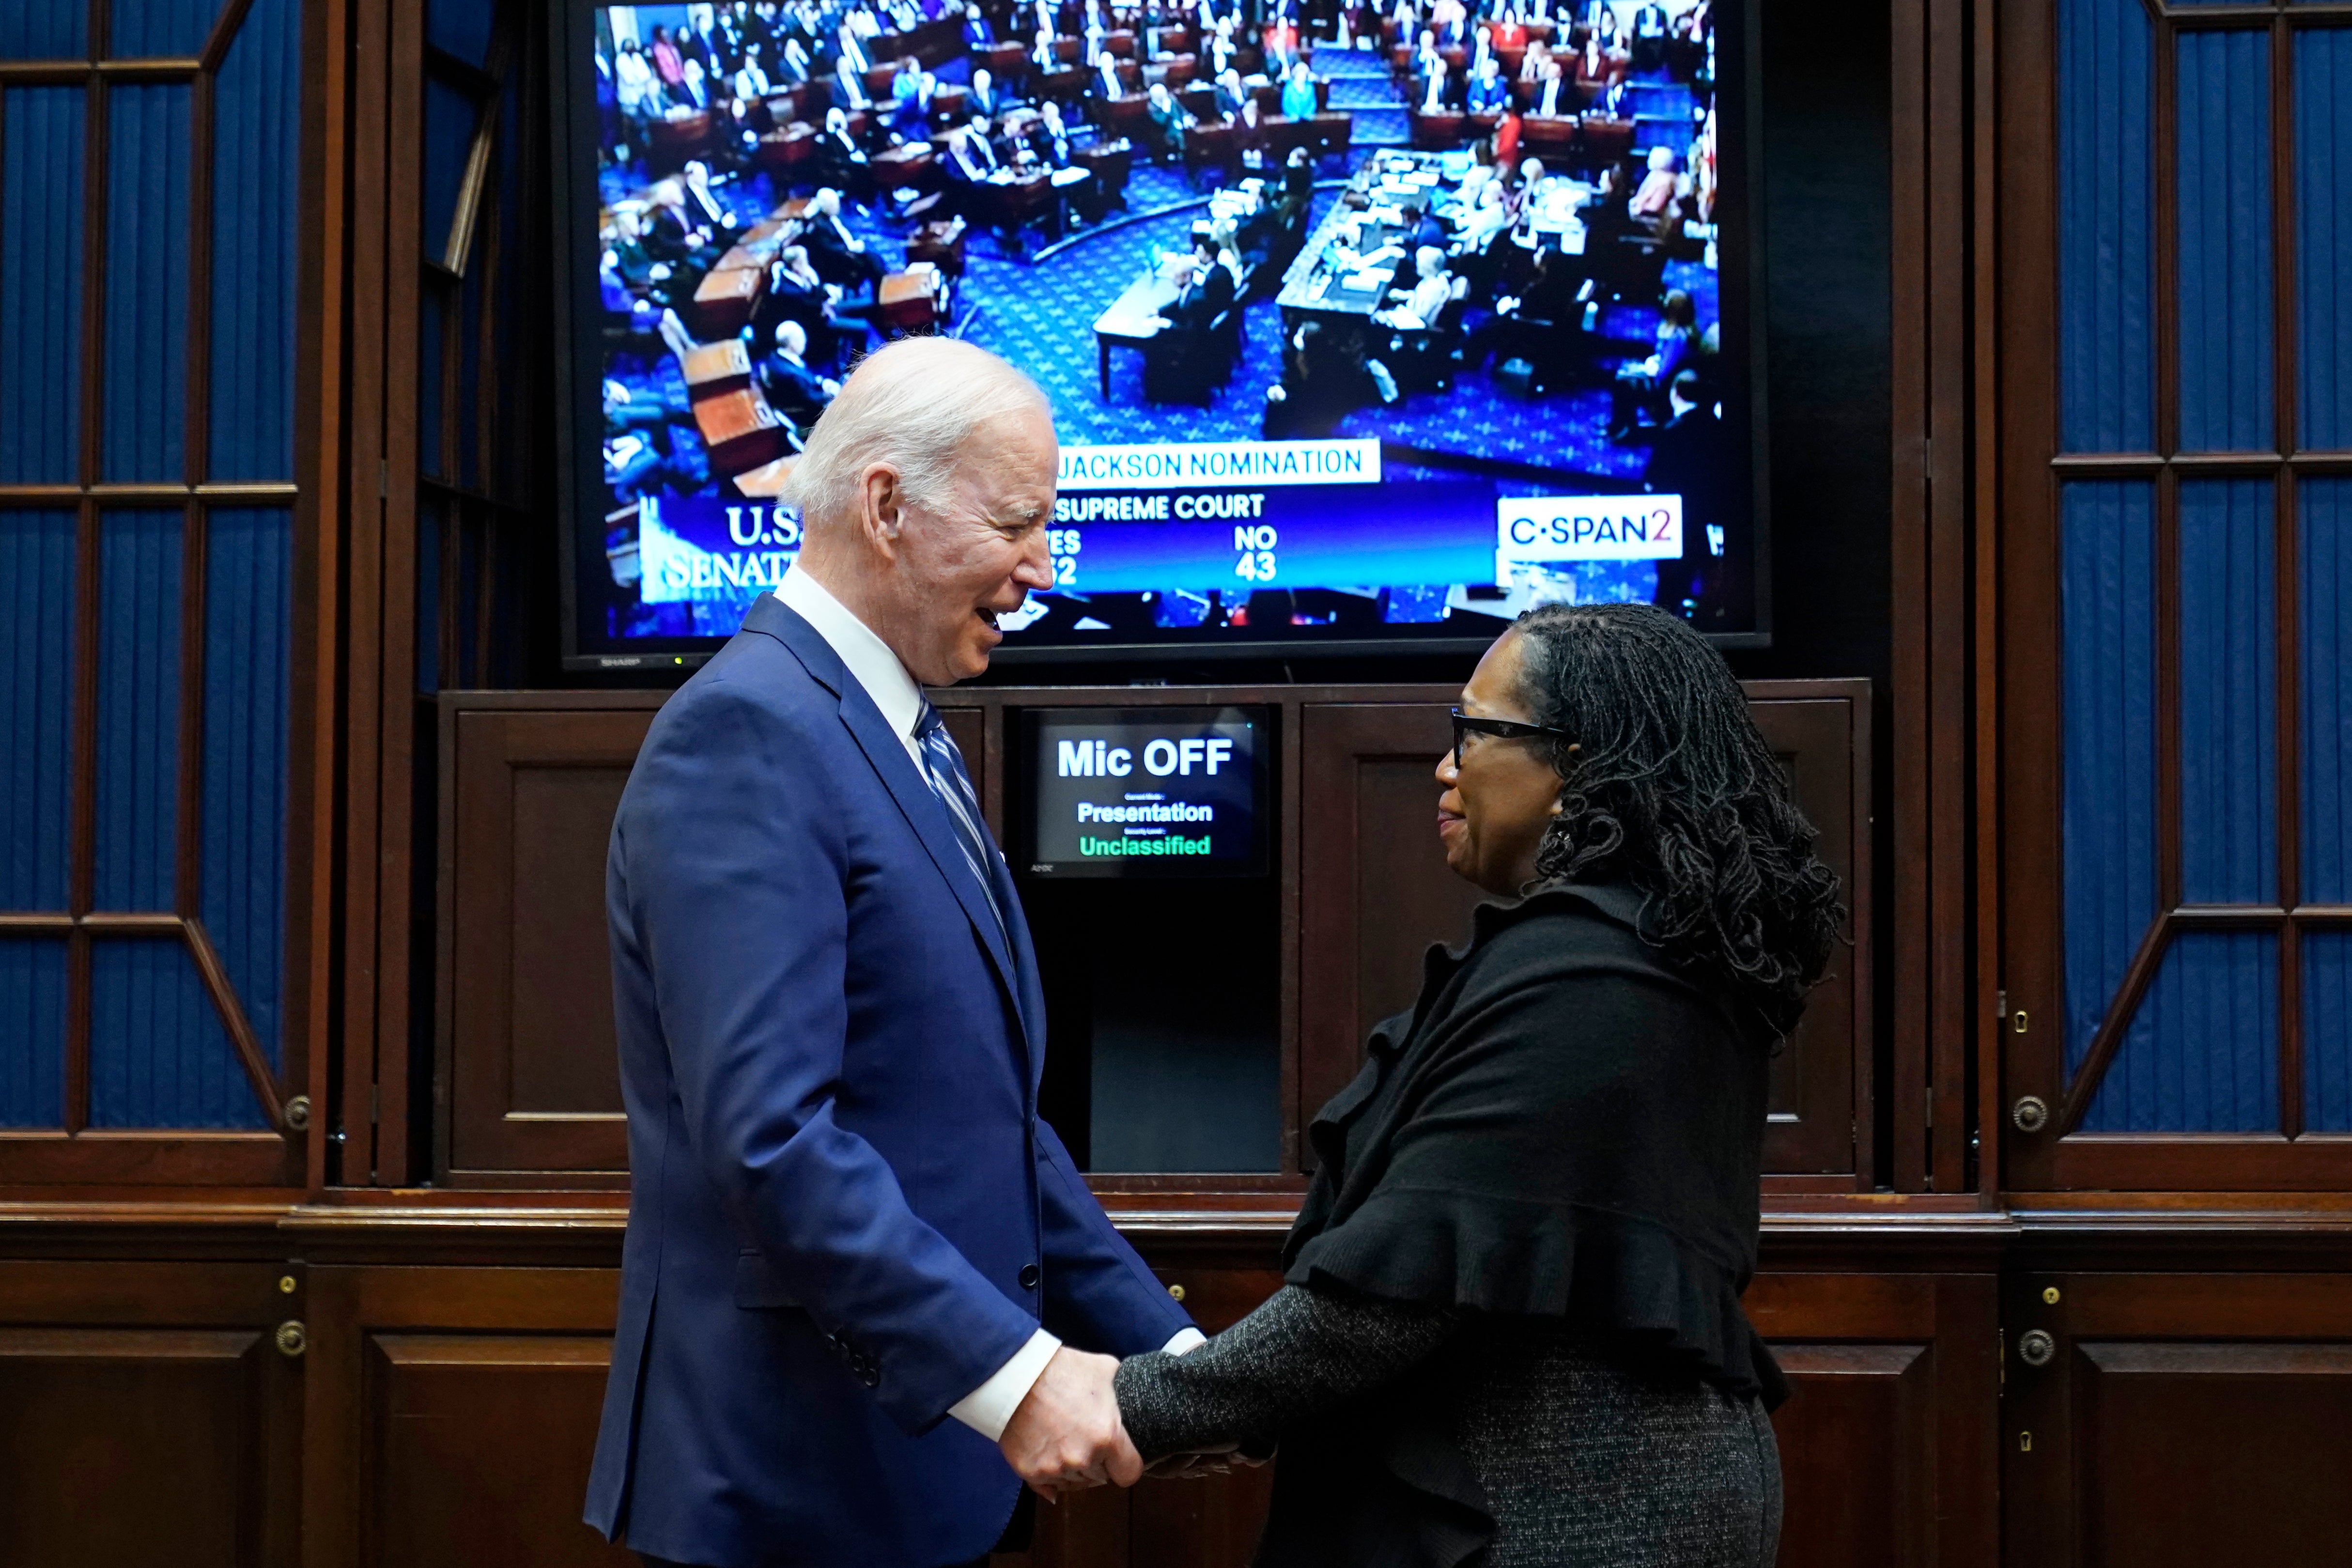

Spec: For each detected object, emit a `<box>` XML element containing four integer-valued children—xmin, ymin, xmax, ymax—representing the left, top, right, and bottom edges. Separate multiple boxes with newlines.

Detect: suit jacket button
<box><xmin>1019</xmin><ymin>1264</ymin><xmax>1041</xmax><ymax>1290</ymax></box>
<box><xmin>862</xmin><ymin>1366</ymin><xmax>881</xmax><ymax>1388</ymax></box>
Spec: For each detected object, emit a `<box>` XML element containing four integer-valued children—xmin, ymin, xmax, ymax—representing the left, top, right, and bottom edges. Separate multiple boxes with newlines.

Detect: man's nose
<box><xmin>1014</xmin><ymin>529</ymin><xmax>1055</xmax><ymax>588</ymax></box>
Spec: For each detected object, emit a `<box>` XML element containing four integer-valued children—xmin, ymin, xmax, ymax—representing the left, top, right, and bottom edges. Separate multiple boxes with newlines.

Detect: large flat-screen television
<box><xmin>553</xmin><ymin>0</ymin><xmax>1765</xmax><ymax>670</ymax></box>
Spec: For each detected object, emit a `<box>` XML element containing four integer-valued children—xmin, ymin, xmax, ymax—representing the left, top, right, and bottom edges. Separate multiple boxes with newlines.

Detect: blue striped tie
<box><xmin>914</xmin><ymin>700</ymin><xmax>1009</xmax><ymax>948</ymax></box>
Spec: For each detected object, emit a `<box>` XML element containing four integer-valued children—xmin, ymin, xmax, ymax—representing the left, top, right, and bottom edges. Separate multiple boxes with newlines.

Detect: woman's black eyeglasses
<box><xmin>1449</xmin><ymin>708</ymin><xmax>1579</xmax><ymax>769</ymax></box>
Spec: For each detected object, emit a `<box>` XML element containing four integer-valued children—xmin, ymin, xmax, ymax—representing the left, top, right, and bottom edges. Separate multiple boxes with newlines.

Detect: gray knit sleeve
<box><xmin>1113</xmin><ymin>1286</ymin><xmax>1459</xmax><ymax>1460</ymax></box>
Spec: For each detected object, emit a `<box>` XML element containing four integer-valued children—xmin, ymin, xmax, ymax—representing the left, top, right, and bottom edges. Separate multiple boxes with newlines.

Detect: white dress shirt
<box><xmin>769</xmin><ymin>573</ymin><xmax>1205</xmax><ymax>1440</ymax></box>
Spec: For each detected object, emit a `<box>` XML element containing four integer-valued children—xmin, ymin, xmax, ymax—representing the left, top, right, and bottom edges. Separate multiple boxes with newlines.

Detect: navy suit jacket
<box><xmin>586</xmin><ymin>594</ymin><xmax>1193</xmax><ymax>1568</ymax></box>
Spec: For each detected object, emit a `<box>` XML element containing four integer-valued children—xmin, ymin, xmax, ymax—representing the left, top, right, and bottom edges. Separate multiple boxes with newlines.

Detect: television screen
<box><xmin>1022</xmin><ymin>706</ymin><xmax>1269</xmax><ymax>875</ymax></box>
<box><xmin>557</xmin><ymin>0</ymin><xmax>1762</xmax><ymax>669</ymax></box>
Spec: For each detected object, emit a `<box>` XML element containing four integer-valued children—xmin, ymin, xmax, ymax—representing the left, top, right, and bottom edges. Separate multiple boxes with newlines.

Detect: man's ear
<box><xmin>860</xmin><ymin>464</ymin><xmax>904</xmax><ymax>556</ymax></box>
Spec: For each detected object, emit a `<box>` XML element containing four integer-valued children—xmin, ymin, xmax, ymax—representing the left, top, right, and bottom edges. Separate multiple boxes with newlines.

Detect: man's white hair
<box><xmin>781</xmin><ymin>337</ymin><xmax>1051</xmax><ymax>526</ymax></box>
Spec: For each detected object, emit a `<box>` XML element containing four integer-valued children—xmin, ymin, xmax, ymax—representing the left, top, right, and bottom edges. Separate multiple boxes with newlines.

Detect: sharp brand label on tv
<box><xmin>558</xmin><ymin>0</ymin><xmax>1765</xmax><ymax>668</ymax></box>
<box><xmin>1024</xmin><ymin>708</ymin><xmax>1267</xmax><ymax>876</ymax></box>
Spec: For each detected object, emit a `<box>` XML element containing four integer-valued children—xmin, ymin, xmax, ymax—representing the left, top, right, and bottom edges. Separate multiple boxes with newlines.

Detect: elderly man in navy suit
<box><xmin>585</xmin><ymin>337</ymin><xmax>1202</xmax><ymax>1568</ymax></box>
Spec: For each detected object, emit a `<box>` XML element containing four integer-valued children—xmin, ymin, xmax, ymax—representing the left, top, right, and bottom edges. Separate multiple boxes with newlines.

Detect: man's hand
<box><xmin>997</xmin><ymin>1347</ymin><xmax>1143</xmax><ymax>1499</ymax></box>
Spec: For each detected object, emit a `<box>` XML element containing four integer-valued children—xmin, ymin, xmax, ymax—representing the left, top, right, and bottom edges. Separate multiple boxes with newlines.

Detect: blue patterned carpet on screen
<box><xmin>597</xmin><ymin>54</ymin><xmax>1717</xmax><ymax>495</ymax></box>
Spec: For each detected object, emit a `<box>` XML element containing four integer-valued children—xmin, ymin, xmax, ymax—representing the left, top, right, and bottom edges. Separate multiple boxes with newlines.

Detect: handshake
<box><xmin>995</xmin><ymin>1345</ymin><xmax>1246</xmax><ymax>1500</ymax></box>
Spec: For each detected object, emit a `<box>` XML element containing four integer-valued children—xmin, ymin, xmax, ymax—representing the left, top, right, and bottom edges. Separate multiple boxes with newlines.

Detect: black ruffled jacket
<box><xmin>1256</xmin><ymin>882</ymin><xmax>1785</xmax><ymax>1566</ymax></box>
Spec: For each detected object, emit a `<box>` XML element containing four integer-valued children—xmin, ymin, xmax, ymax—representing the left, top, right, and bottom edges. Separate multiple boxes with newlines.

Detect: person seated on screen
<box><xmin>602</xmin><ymin>380</ymin><xmax>689</xmax><ymax>503</ymax></box>
<box><xmin>1212</xmin><ymin>65</ymin><xmax>1248</xmax><ymax>119</ymax></box>
<box><xmin>1231</xmin><ymin>94</ymin><xmax>1273</xmax><ymax>172</ymax></box>
<box><xmin>774</xmin><ymin>34</ymin><xmax>813</xmax><ymax>83</ymax></box>
<box><xmin>833</xmin><ymin>20</ymin><xmax>872</xmax><ymax>74</ymax></box>
<box><xmin>681</xmin><ymin>160</ymin><xmax>743</xmax><ymax>240</ymax></box>
<box><xmin>961</xmin><ymin>113</ymin><xmax>1006</xmax><ymax>174</ymax></box>
<box><xmin>1096</xmin><ymin>47</ymin><xmax>1127</xmax><ymax>101</ymax></box>
<box><xmin>817</xmin><ymin>105</ymin><xmax>873</xmax><ymax>194</ymax></box>
<box><xmin>1376</xmin><ymin>244</ymin><xmax>1459</xmax><ymax>331</ymax></box>
<box><xmin>968</xmin><ymin>65</ymin><xmax>1006</xmax><ymax>121</ymax></box>
<box><xmin>1431</xmin><ymin>0</ymin><xmax>1468</xmax><ymax>49</ymax></box>
<box><xmin>644</xmin><ymin>187</ymin><xmax>722</xmax><ymax>293</ymax></box>
<box><xmin>830</xmin><ymin>49</ymin><xmax>873</xmax><ymax>109</ymax></box>
<box><xmin>1030</xmin><ymin>26</ymin><xmax>1060</xmax><ymax>74</ymax></box>
<box><xmin>1628</xmin><ymin>0</ymin><xmax>1668</xmax><ymax>71</ymax></box>
<box><xmin>1608</xmin><ymin>286</ymin><xmax>1698</xmax><ymax>439</ymax></box>
<box><xmin>887</xmin><ymin>56</ymin><xmax>933</xmax><ymax>140</ymax></box>
<box><xmin>1151</xmin><ymin>236</ymin><xmax>1236</xmax><ymax>338</ymax></box>
<box><xmin>1279</xmin><ymin>58</ymin><xmax>1318</xmax><ymax>118</ymax></box>
<box><xmin>1143</xmin><ymin>81</ymin><xmax>1191</xmax><ymax>158</ymax></box>
<box><xmin>1492</xmin><ymin>7</ymin><xmax>1528</xmax><ymax>50</ymax></box>
<box><xmin>1460</xmin><ymin>240</ymin><xmax>1579</xmax><ymax>368</ymax></box>
<box><xmin>1465</xmin><ymin>56</ymin><xmax>1508</xmax><ymax>113</ymax></box>
<box><xmin>1203</xmin><ymin>16</ymin><xmax>1238</xmax><ymax>80</ymax></box>
<box><xmin>755</xmin><ymin>243</ymin><xmax>854</xmax><ymax>365</ymax></box>
<box><xmin>1027</xmin><ymin>97</ymin><xmax>1080</xmax><ymax>166</ymax></box>
<box><xmin>1411</xmin><ymin>32</ymin><xmax>1453</xmax><ymax>111</ymax></box>
<box><xmin>1517</xmin><ymin>36</ymin><xmax>1549</xmax><ymax>81</ymax></box>
<box><xmin>1468</xmin><ymin>22</ymin><xmax>1496</xmax><ymax>76</ymax></box>
<box><xmin>962</xmin><ymin>0</ymin><xmax>997</xmax><ymax>45</ymax></box>
<box><xmin>1628</xmin><ymin>143</ymin><xmax>1681</xmax><ymax>224</ymax></box>
<box><xmin>756</xmin><ymin>320</ymin><xmax>844</xmax><ymax>427</ymax></box>
<box><xmin>732</xmin><ymin>38</ymin><xmax>776</xmax><ymax>99</ymax></box>
<box><xmin>1263</xmin><ymin>319</ymin><xmax>1388</xmax><ymax>435</ymax></box>
<box><xmin>802</xmin><ymin>187</ymin><xmax>886</xmax><ymax>291</ymax></box>
<box><xmin>1528</xmin><ymin>56</ymin><xmax>1568</xmax><ymax>116</ymax></box>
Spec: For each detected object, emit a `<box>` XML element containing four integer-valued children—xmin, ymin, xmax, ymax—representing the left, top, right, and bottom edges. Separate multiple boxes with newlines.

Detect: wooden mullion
<box><xmin>1926</xmin><ymin>0</ymin><xmax>1973</xmax><ymax>1195</ymax></box>
<box><xmin>292</xmin><ymin>0</ymin><xmax>345</xmax><ymax>1197</ymax></box>
<box><xmin>2271</xmin><ymin>8</ymin><xmax>2305</xmax><ymax>1141</ymax></box>
<box><xmin>372</xmin><ymin>0</ymin><xmax>428</xmax><ymax>1188</ymax></box>
<box><xmin>1973</xmin><ymin>0</ymin><xmax>2006</xmax><ymax>1200</ymax></box>
<box><xmin>1888</xmin><ymin>0</ymin><xmax>1931</xmax><ymax>1192</ymax></box>
<box><xmin>198</xmin><ymin>0</ymin><xmax>258</xmax><ymax>73</ymax></box>
<box><xmin>2156</xmin><ymin>462</ymin><xmax>2183</xmax><ymax>912</ymax></box>
<box><xmin>340</xmin><ymin>0</ymin><xmax>392</xmax><ymax>1187</ymax></box>
<box><xmin>174</xmin><ymin>499</ymin><xmax>206</xmax><ymax>918</ymax></box>
<box><xmin>2058</xmin><ymin>913</ymin><xmax>2174</xmax><ymax>1134</ymax></box>
<box><xmin>2153</xmin><ymin>11</ymin><xmax>2180</xmax><ymax>465</ymax></box>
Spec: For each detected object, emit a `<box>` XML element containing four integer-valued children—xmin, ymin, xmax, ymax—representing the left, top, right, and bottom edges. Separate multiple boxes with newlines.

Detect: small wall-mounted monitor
<box><xmin>1021</xmin><ymin>707</ymin><xmax>1268</xmax><ymax>877</ymax></box>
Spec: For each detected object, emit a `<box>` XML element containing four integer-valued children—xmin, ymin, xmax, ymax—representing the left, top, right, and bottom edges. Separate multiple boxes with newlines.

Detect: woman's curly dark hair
<box><xmin>1507</xmin><ymin>601</ymin><xmax>1844</xmax><ymax>1040</ymax></box>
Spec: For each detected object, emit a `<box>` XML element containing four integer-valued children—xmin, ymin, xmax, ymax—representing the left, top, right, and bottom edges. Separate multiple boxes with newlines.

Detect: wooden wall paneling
<box><xmin>1296</xmin><ymin>701</ymin><xmax>1488</xmax><ymax>1164</ymax></box>
<box><xmin>0</xmin><ymin>1260</ymin><xmax>303</xmax><ymax>1568</ymax></box>
<box><xmin>1992</xmin><ymin>0</ymin><xmax>2062</xmax><ymax>1195</ymax></box>
<box><xmin>1746</xmin><ymin>1267</ymin><xmax>2000</xmax><ymax>1568</ymax></box>
<box><xmin>301</xmin><ymin>1264</ymin><xmax>626</xmax><ymax>1568</ymax></box>
<box><xmin>1296</xmin><ymin>686</ymin><xmax>1872</xmax><ymax>1185</ymax></box>
<box><xmin>2002</xmin><ymin>1270</ymin><xmax>2352</xmax><ymax>1568</ymax></box>
<box><xmin>436</xmin><ymin>695</ymin><xmax>666</xmax><ymax>1186</ymax></box>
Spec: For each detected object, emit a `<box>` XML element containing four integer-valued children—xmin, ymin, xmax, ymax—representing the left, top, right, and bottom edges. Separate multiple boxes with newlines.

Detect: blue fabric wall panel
<box><xmin>2175</xmin><ymin>31</ymin><xmax>2274</xmax><ymax>452</ymax></box>
<box><xmin>93</xmin><ymin>510</ymin><xmax>182</xmax><ymax>912</ymax></box>
<box><xmin>2177</xmin><ymin>480</ymin><xmax>2278</xmax><ymax>903</ymax></box>
<box><xmin>200</xmin><ymin>510</ymin><xmax>289</xmax><ymax>1072</ymax></box>
<box><xmin>2063</xmin><ymin>482</ymin><xmax>2163</xmax><ymax>1070</ymax></box>
<box><xmin>2058</xmin><ymin>0</ymin><xmax>2155</xmax><ymax>453</ymax></box>
<box><xmin>110</xmin><ymin>0</ymin><xmax>219</xmax><ymax>57</ymax></box>
<box><xmin>0</xmin><ymin>8</ymin><xmax>85</xmax><ymax>57</ymax></box>
<box><xmin>87</xmin><ymin>938</ymin><xmax>267</xmax><ymax>1129</ymax></box>
<box><xmin>0</xmin><ymin>87</ymin><xmax>85</xmax><ymax>484</ymax></box>
<box><xmin>2308</xmin><ymin>931</ymin><xmax>2352</xmax><ymax>1133</ymax></box>
<box><xmin>2082</xmin><ymin>931</ymin><xmax>2280</xmax><ymax>1132</ymax></box>
<box><xmin>102</xmin><ymin>84</ymin><xmax>191</xmax><ymax>482</ymax></box>
<box><xmin>0</xmin><ymin>512</ymin><xmax>77</xmax><ymax>912</ymax></box>
<box><xmin>2305</xmin><ymin>479</ymin><xmax>2352</xmax><ymax>902</ymax></box>
<box><xmin>0</xmin><ymin>940</ymin><xmax>67</xmax><ymax>1128</ymax></box>
<box><xmin>426</xmin><ymin>0</ymin><xmax>495</xmax><ymax>67</ymax></box>
<box><xmin>208</xmin><ymin>0</ymin><xmax>300</xmax><ymax>481</ymax></box>
<box><xmin>2298</xmin><ymin>30</ymin><xmax>2352</xmax><ymax>452</ymax></box>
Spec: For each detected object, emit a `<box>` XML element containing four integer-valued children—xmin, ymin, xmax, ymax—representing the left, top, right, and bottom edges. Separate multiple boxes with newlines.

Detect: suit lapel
<box><xmin>742</xmin><ymin>596</ymin><xmax>1034</xmax><ymax>1061</ymax></box>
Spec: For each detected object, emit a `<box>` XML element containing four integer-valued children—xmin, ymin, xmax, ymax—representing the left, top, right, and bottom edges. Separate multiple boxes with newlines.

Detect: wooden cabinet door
<box><xmin>0</xmin><ymin>1261</ymin><xmax>302</xmax><ymax>1568</ymax></box>
<box><xmin>2001</xmin><ymin>1271</ymin><xmax>2352</xmax><ymax>1568</ymax></box>
<box><xmin>1298</xmin><ymin>682</ymin><xmax>1873</xmax><ymax>1185</ymax></box>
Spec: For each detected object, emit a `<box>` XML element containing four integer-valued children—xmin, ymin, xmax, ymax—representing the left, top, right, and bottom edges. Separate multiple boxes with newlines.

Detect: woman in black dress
<box><xmin>1113</xmin><ymin>603</ymin><xmax>1842</xmax><ymax>1568</ymax></box>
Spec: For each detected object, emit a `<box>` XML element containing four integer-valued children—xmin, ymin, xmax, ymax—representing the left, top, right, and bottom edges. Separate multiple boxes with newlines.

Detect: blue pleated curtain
<box><xmin>0</xmin><ymin>0</ymin><xmax>299</xmax><ymax>1133</ymax></box>
<box><xmin>2058</xmin><ymin>0</ymin><xmax>2352</xmax><ymax>1133</ymax></box>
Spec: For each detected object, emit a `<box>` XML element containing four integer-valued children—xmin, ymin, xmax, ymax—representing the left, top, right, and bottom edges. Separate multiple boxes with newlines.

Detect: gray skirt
<box><xmin>1451</xmin><ymin>1326</ymin><xmax>1782</xmax><ymax>1568</ymax></box>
